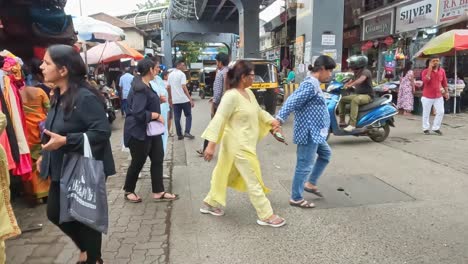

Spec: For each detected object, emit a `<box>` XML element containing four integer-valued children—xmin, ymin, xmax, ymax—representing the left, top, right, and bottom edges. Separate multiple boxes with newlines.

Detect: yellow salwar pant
<box><xmin>204</xmin><ymin>154</ymin><xmax>273</xmax><ymax>220</ymax></box>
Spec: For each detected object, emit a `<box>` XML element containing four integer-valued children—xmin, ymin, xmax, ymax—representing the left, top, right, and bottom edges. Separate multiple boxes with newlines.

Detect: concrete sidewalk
<box><xmin>169</xmin><ymin>99</ymin><xmax>468</xmax><ymax>264</ymax></box>
<box><xmin>6</xmin><ymin>118</ymin><xmax>173</xmax><ymax>264</ymax></box>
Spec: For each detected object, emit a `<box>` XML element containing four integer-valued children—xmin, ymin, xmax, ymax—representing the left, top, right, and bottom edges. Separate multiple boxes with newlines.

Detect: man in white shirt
<box><xmin>118</xmin><ymin>67</ymin><xmax>134</xmax><ymax>116</ymax></box>
<box><xmin>168</xmin><ymin>60</ymin><xmax>195</xmax><ymax>140</ymax></box>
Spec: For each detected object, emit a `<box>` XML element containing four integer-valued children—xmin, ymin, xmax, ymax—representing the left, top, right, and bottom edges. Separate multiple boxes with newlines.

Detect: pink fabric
<box><xmin>1</xmin><ymin>57</ymin><xmax>16</xmax><ymax>72</ymax></box>
<box><xmin>8</xmin><ymin>77</ymin><xmax>32</xmax><ymax>179</ymax></box>
<box><xmin>397</xmin><ymin>70</ymin><xmax>415</xmax><ymax>111</ymax></box>
<box><xmin>0</xmin><ymin>103</ymin><xmax>16</xmax><ymax>171</ymax></box>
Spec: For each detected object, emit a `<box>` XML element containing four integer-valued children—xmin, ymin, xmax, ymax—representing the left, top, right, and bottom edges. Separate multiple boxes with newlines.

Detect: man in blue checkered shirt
<box><xmin>197</xmin><ymin>53</ymin><xmax>230</xmax><ymax>156</ymax></box>
<box><xmin>276</xmin><ymin>55</ymin><xmax>336</xmax><ymax>208</ymax></box>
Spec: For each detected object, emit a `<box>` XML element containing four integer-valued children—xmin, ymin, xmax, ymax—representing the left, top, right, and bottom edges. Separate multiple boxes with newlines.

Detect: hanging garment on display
<box><xmin>0</xmin><ymin>71</ymin><xmax>20</xmax><ymax>165</ymax></box>
<box><xmin>4</xmin><ymin>76</ymin><xmax>32</xmax><ymax>179</ymax></box>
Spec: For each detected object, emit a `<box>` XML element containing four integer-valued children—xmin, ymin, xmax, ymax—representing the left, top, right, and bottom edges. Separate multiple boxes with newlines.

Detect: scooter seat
<box><xmin>358</xmin><ymin>97</ymin><xmax>388</xmax><ymax>112</ymax></box>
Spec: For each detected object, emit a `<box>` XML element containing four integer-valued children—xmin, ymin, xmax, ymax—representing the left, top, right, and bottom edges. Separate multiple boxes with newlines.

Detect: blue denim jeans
<box><xmin>291</xmin><ymin>141</ymin><xmax>331</xmax><ymax>201</ymax></box>
<box><xmin>121</xmin><ymin>99</ymin><xmax>128</xmax><ymax>115</ymax></box>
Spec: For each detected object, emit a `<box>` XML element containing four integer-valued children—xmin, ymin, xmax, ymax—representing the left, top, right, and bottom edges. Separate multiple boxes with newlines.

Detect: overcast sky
<box><xmin>65</xmin><ymin>0</ymin><xmax>148</xmax><ymax>16</ymax></box>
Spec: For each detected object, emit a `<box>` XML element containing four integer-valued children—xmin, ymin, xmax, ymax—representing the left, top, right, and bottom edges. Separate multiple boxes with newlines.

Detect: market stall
<box><xmin>414</xmin><ymin>29</ymin><xmax>468</xmax><ymax>114</ymax></box>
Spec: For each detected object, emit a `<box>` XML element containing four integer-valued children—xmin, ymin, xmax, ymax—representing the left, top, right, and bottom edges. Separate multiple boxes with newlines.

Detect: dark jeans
<box><xmin>121</xmin><ymin>99</ymin><xmax>128</xmax><ymax>115</ymax></box>
<box><xmin>47</xmin><ymin>182</ymin><xmax>102</xmax><ymax>264</ymax></box>
<box><xmin>124</xmin><ymin>136</ymin><xmax>164</xmax><ymax>193</ymax></box>
<box><xmin>202</xmin><ymin>104</ymin><xmax>218</xmax><ymax>152</ymax></box>
<box><xmin>173</xmin><ymin>102</ymin><xmax>192</xmax><ymax>136</ymax></box>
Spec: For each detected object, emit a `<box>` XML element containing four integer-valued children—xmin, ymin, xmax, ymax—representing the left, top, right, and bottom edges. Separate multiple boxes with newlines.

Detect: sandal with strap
<box><xmin>124</xmin><ymin>192</ymin><xmax>142</xmax><ymax>203</ymax></box>
<box><xmin>153</xmin><ymin>192</ymin><xmax>179</xmax><ymax>202</ymax></box>
<box><xmin>200</xmin><ymin>203</ymin><xmax>225</xmax><ymax>216</ymax></box>
<box><xmin>304</xmin><ymin>186</ymin><xmax>324</xmax><ymax>197</ymax></box>
<box><xmin>257</xmin><ymin>215</ymin><xmax>286</xmax><ymax>228</ymax></box>
<box><xmin>289</xmin><ymin>199</ymin><xmax>315</xmax><ymax>208</ymax></box>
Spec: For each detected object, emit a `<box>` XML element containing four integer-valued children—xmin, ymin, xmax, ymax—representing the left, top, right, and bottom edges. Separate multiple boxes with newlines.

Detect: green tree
<box><xmin>217</xmin><ymin>45</ymin><xmax>229</xmax><ymax>55</ymax></box>
<box><xmin>135</xmin><ymin>0</ymin><xmax>169</xmax><ymax>11</ymax></box>
<box><xmin>176</xmin><ymin>41</ymin><xmax>207</xmax><ymax>64</ymax></box>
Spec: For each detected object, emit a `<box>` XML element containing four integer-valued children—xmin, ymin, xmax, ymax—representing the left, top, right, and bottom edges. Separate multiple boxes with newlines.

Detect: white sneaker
<box><xmin>343</xmin><ymin>125</ymin><xmax>355</xmax><ymax>132</ymax></box>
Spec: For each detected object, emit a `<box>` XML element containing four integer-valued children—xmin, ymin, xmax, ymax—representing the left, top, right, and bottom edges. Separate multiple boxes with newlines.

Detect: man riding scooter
<box><xmin>338</xmin><ymin>55</ymin><xmax>374</xmax><ymax>132</ymax></box>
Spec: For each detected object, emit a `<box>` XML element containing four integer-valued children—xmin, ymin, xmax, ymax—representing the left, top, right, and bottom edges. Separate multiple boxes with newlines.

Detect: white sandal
<box><xmin>256</xmin><ymin>215</ymin><xmax>286</xmax><ymax>228</ymax></box>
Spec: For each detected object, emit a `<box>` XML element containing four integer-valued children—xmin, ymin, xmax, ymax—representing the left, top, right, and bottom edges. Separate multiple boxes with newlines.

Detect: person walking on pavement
<box><xmin>276</xmin><ymin>55</ymin><xmax>336</xmax><ymax>208</ymax></box>
<box><xmin>168</xmin><ymin>60</ymin><xmax>195</xmax><ymax>140</ymax></box>
<box><xmin>123</xmin><ymin>58</ymin><xmax>178</xmax><ymax>203</ymax></box>
<box><xmin>119</xmin><ymin>67</ymin><xmax>134</xmax><ymax>116</ymax></box>
<box><xmin>201</xmin><ymin>60</ymin><xmax>285</xmax><ymax>228</ymax></box>
<box><xmin>149</xmin><ymin>61</ymin><xmax>170</xmax><ymax>154</ymax></box>
<box><xmin>397</xmin><ymin>61</ymin><xmax>416</xmax><ymax>116</ymax></box>
<box><xmin>38</xmin><ymin>45</ymin><xmax>115</xmax><ymax>264</ymax></box>
<box><xmin>197</xmin><ymin>52</ymin><xmax>230</xmax><ymax>156</ymax></box>
<box><xmin>338</xmin><ymin>55</ymin><xmax>374</xmax><ymax>132</ymax></box>
<box><xmin>421</xmin><ymin>56</ymin><xmax>449</xmax><ymax>135</ymax></box>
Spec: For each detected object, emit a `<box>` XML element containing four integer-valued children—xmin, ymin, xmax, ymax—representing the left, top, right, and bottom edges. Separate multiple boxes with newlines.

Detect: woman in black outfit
<box><xmin>123</xmin><ymin>58</ymin><xmax>178</xmax><ymax>202</ymax></box>
<box><xmin>37</xmin><ymin>45</ymin><xmax>115</xmax><ymax>264</ymax></box>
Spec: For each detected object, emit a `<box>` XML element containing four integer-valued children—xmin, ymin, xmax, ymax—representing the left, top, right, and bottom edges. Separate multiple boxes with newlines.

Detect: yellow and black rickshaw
<box><xmin>198</xmin><ymin>67</ymin><xmax>217</xmax><ymax>99</ymax></box>
<box><xmin>229</xmin><ymin>59</ymin><xmax>280</xmax><ymax>115</ymax></box>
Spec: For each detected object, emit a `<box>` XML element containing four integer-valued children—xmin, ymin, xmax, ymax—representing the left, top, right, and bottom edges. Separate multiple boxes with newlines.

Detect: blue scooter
<box><xmin>324</xmin><ymin>79</ymin><xmax>398</xmax><ymax>142</ymax></box>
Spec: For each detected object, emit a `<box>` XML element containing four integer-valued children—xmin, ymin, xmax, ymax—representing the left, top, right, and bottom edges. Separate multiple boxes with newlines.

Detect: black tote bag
<box><xmin>59</xmin><ymin>133</ymin><xmax>108</xmax><ymax>234</ymax></box>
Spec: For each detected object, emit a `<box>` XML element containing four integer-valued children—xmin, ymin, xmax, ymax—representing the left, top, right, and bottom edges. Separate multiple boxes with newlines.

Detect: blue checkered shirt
<box><xmin>276</xmin><ymin>76</ymin><xmax>330</xmax><ymax>145</ymax></box>
<box><xmin>213</xmin><ymin>66</ymin><xmax>228</xmax><ymax>105</ymax></box>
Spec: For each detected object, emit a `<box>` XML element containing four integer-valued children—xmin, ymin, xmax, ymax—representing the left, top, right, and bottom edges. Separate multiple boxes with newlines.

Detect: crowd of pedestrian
<box><xmin>0</xmin><ymin>40</ymin><xmax>452</xmax><ymax>263</ymax></box>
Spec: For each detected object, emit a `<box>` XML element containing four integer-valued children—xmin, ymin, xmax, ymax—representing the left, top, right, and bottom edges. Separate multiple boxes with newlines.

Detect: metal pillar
<box><xmin>295</xmin><ymin>0</ymin><xmax>345</xmax><ymax>82</ymax></box>
<box><xmin>162</xmin><ymin>28</ymin><xmax>173</xmax><ymax>67</ymax></box>
<box><xmin>234</xmin><ymin>0</ymin><xmax>260</xmax><ymax>59</ymax></box>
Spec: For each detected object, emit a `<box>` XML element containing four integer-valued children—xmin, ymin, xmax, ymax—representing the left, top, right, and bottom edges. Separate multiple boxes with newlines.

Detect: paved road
<box><xmin>169</xmin><ymin>97</ymin><xmax>468</xmax><ymax>264</ymax></box>
<box><xmin>6</xmin><ymin>118</ymin><xmax>172</xmax><ymax>264</ymax></box>
<box><xmin>5</xmin><ymin>96</ymin><xmax>468</xmax><ymax>264</ymax></box>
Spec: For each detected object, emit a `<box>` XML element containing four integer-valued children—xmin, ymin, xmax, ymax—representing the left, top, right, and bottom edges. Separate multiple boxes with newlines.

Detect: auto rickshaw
<box><xmin>187</xmin><ymin>69</ymin><xmax>201</xmax><ymax>95</ymax></box>
<box><xmin>229</xmin><ymin>59</ymin><xmax>280</xmax><ymax>115</ymax></box>
<box><xmin>198</xmin><ymin>67</ymin><xmax>217</xmax><ymax>99</ymax></box>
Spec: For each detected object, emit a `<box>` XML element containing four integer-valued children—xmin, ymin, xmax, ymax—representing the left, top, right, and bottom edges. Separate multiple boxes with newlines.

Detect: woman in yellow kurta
<box><xmin>0</xmin><ymin>111</ymin><xmax>21</xmax><ymax>263</ymax></box>
<box><xmin>201</xmin><ymin>60</ymin><xmax>285</xmax><ymax>228</ymax></box>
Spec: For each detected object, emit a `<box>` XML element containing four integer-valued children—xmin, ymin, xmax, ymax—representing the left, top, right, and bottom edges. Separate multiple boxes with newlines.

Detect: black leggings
<box><xmin>124</xmin><ymin>135</ymin><xmax>164</xmax><ymax>194</ymax></box>
<box><xmin>47</xmin><ymin>182</ymin><xmax>102</xmax><ymax>264</ymax></box>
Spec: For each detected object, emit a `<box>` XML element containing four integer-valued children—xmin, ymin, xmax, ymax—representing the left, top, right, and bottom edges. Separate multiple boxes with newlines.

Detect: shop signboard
<box><xmin>396</xmin><ymin>0</ymin><xmax>438</xmax><ymax>33</ymax></box>
<box><xmin>362</xmin><ymin>11</ymin><xmax>394</xmax><ymax>40</ymax></box>
<box><xmin>438</xmin><ymin>0</ymin><xmax>468</xmax><ymax>23</ymax></box>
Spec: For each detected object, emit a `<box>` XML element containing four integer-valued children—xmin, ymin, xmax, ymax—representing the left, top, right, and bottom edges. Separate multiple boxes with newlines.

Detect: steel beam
<box><xmin>224</xmin><ymin>6</ymin><xmax>237</xmax><ymax>21</ymax></box>
<box><xmin>197</xmin><ymin>0</ymin><xmax>209</xmax><ymax>19</ymax></box>
<box><xmin>167</xmin><ymin>19</ymin><xmax>239</xmax><ymax>34</ymax></box>
<box><xmin>211</xmin><ymin>0</ymin><xmax>227</xmax><ymax>21</ymax></box>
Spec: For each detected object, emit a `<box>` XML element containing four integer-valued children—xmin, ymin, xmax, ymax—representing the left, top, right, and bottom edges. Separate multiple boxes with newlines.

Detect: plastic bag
<box><xmin>59</xmin><ymin>133</ymin><xmax>108</xmax><ymax>234</ymax></box>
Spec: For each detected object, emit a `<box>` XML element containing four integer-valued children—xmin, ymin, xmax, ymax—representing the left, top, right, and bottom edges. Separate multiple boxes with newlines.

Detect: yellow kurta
<box><xmin>202</xmin><ymin>88</ymin><xmax>274</xmax><ymax>218</ymax></box>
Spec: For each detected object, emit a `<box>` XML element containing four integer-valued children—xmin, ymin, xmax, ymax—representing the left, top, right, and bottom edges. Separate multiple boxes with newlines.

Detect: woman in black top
<box><xmin>38</xmin><ymin>45</ymin><xmax>115</xmax><ymax>264</ymax></box>
<box><xmin>123</xmin><ymin>58</ymin><xmax>178</xmax><ymax>202</ymax></box>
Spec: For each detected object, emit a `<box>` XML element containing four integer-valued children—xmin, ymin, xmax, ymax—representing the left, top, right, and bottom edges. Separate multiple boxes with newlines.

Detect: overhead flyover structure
<box><xmin>163</xmin><ymin>0</ymin><xmax>276</xmax><ymax>66</ymax></box>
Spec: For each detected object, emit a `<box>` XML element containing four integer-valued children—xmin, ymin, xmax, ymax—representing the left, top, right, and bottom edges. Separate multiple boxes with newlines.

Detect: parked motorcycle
<box><xmin>97</xmin><ymin>82</ymin><xmax>116</xmax><ymax>124</ymax></box>
<box><xmin>325</xmin><ymin>78</ymin><xmax>397</xmax><ymax>142</ymax></box>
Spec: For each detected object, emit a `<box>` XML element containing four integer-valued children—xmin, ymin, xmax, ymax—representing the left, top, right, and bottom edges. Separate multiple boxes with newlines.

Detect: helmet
<box><xmin>347</xmin><ymin>55</ymin><xmax>368</xmax><ymax>69</ymax></box>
